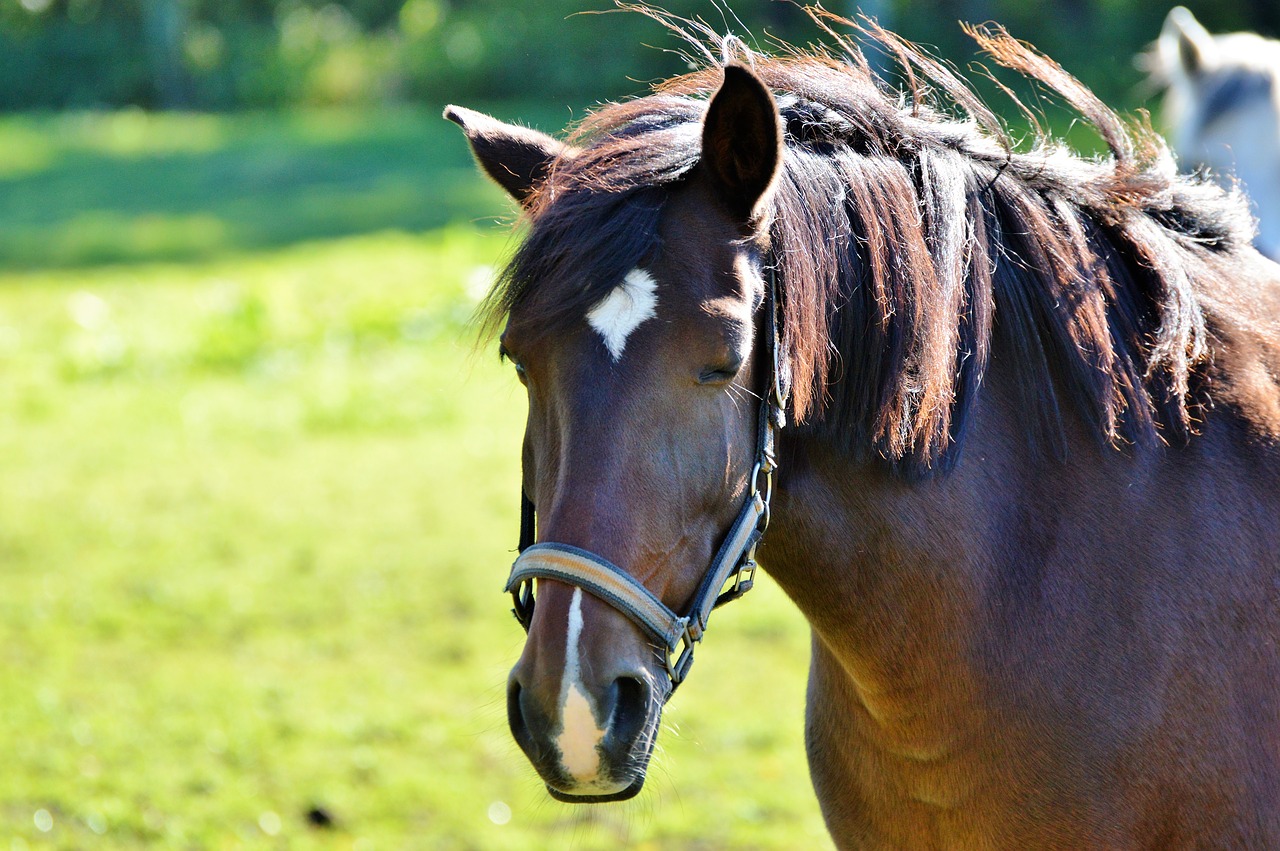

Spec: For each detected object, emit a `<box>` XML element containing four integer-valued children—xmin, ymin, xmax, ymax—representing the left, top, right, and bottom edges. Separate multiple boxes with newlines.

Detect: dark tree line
<box><xmin>0</xmin><ymin>0</ymin><xmax>1276</xmax><ymax>111</ymax></box>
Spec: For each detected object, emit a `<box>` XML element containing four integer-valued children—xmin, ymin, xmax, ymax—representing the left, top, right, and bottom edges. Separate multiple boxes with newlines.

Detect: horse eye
<box><xmin>698</xmin><ymin>358</ymin><xmax>742</xmax><ymax>385</ymax></box>
<box><xmin>499</xmin><ymin>344</ymin><xmax>528</xmax><ymax>382</ymax></box>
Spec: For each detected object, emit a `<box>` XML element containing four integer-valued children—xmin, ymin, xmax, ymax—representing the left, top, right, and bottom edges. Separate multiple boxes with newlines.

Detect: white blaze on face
<box><xmin>586</xmin><ymin>268</ymin><xmax>658</xmax><ymax>361</ymax></box>
<box><xmin>556</xmin><ymin>588</ymin><xmax>607</xmax><ymax>781</ymax></box>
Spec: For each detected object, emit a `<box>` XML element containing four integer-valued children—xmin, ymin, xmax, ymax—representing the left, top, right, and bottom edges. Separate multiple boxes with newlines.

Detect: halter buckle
<box><xmin>665</xmin><ymin>619</ymin><xmax>697</xmax><ymax>685</ymax></box>
<box><xmin>729</xmin><ymin>557</ymin><xmax>757</xmax><ymax>599</ymax></box>
<box><xmin>712</xmin><ymin>550</ymin><xmax>758</xmax><ymax>610</ymax></box>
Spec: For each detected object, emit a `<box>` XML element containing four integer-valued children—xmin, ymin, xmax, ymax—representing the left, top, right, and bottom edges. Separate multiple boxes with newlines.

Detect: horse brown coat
<box><xmin>450</xmin><ymin>12</ymin><xmax>1280</xmax><ymax>848</ymax></box>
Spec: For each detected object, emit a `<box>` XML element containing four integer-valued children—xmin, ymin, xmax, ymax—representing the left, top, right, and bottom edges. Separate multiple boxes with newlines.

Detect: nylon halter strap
<box><xmin>504</xmin><ymin>264</ymin><xmax>787</xmax><ymax>690</ymax></box>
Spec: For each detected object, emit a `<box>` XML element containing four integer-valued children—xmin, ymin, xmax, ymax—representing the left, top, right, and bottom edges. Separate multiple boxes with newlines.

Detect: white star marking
<box><xmin>586</xmin><ymin>268</ymin><xmax>658</xmax><ymax>361</ymax></box>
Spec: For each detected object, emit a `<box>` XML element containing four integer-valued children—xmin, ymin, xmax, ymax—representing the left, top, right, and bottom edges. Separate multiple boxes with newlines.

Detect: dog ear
<box><xmin>700</xmin><ymin>64</ymin><xmax>784</xmax><ymax>225</ymax></box>
<box><xmin>444</xmin><ymin>105</ymin><xmax>574</xmax><ymax>205</ymax></box>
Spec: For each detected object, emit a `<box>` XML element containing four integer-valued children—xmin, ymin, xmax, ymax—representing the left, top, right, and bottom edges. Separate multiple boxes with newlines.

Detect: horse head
<box><xmin>1156</xmin><ymin>7</ymin><xmax>1280</xmax><ymax>259</ymax></box>
<box><xmin>446</xmin><ymin>64</ymin><xmax>784</xmax><ymax>801</ymax></box>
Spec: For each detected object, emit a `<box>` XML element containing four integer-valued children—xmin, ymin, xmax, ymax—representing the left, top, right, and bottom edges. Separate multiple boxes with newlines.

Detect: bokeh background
<box><xmin>1</xmin><ymin>1</ymin><xmax>1274</xmax><ymax>848</ymax></box>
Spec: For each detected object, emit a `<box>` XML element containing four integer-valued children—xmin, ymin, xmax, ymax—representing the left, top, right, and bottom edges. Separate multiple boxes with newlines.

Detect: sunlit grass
<box><xmin>0</xmin><ymin>108</ymin><xmax>570</xmax><ymax>268</ymax></box>
<box><xmin>0</xmin><ymin>224</ymin><xmax>828</xmax><ymax>848</ymax></box>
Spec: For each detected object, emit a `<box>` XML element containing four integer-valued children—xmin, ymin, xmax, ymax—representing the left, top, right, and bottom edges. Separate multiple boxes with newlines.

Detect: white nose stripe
<box><xmin>556</xmin><ymin>588</ymin><xmax>607</xmax><ymax>781</ymax></box>
<box><xmin>586</xmin><ymin>268</ymin><xmax>658</xmax><ymax>361</ymax></box>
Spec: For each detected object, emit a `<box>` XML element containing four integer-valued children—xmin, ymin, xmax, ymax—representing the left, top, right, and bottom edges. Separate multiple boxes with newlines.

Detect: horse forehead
<box><xmin>582</xmin><ymin>260</ymin><xmax>748</xmax><ymax>361</ymax></box>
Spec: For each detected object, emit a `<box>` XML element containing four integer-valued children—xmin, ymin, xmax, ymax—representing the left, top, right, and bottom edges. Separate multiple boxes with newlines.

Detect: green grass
<box><xmin>0</xmin><ymin>104</ymin><xmax>579</xmax><ymax>270</ymax></box>
<box><xmin>0</xmin><ymin>111</ymin><xmax>829</xmax><ymax>848</ymax></box>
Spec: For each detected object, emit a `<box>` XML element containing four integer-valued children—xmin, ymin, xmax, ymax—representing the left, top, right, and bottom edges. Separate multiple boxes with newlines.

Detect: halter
<box><xmin>504</xmin><ymin>264</ymin><xmax>787</xmax><ymax>690</ymax></box>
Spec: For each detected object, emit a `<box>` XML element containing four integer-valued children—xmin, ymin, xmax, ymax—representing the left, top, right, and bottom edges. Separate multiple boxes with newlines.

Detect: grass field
<box><xmin>0</xmin><ymin>110</ymin><xmax>829</xmax><ymax>849</ymax></box>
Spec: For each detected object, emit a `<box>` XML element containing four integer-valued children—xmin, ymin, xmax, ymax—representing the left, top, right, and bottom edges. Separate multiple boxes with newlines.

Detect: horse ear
<box><xmin>444</xmin><ymin>105</ymin><xmax>573</xmax><ymax>205</ymax></box>
<box><xmin>700</xmin><ymin>64</ymin><xmax>783</xmax><ymax>225</ymax></box>
<box><xmin>1160</xmin><ymin>7</ymin><xmax>1216</xmax><ymax>79</ymax></box>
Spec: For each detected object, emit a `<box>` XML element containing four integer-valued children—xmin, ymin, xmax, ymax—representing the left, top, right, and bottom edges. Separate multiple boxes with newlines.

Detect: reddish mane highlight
<box><xmin>482</xmin><ymin>11</ymin><xmax>1272</xmax><ymax>474</ymax></box>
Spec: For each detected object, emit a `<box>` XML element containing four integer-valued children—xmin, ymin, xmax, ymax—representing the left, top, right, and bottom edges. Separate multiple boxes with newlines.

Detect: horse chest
<box><xmin>806</xmin><ymin>633</ymin><xmax>1133</xmax><ymax>850</ymax></box>
<box><xmin>769</xmin><ymin>516</ymin><xmax>995</xmax><ymax>761</ymax></box>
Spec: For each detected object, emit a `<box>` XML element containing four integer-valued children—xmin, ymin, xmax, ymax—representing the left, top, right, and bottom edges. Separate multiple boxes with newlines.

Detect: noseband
<box><xmin>504</xmin><ymin>264</ymin><xmax>787</xmax><ymax>690</ymax></box>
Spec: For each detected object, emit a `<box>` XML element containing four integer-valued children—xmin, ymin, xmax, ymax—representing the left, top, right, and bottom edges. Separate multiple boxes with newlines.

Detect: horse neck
<box><xmin>763</xmin><ymin>333</ymin><xmax>1280</xmax><ymax>758</ymax></box>
<box><xmin>759</xmin><ymin>354</ymin><xmax>1128</xmax><ymax>754</ymax></box>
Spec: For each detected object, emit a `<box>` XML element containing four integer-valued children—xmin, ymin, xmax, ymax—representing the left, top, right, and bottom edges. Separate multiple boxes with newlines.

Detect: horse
<box><xmin>446</xmin><ymin>9</ymin><xmax>1280</xmax><ymax>848</ymax></box>
<box><xmin>1152</xmin><ymin>6</ymin><xmax>1280</xmax><ymax>260</ymax></box>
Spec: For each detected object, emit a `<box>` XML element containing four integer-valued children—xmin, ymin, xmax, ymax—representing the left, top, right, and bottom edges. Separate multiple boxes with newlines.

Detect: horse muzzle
<box><xmin>507</xmin><ymin>657</ymin><xmax>668</xmax><ymax>802</ymax></box>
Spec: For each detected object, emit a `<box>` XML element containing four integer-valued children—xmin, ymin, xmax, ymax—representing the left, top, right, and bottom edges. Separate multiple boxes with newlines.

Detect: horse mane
<box><xmin>483</xmin><ymin>8</ymin><xmax>1270</xmax><ymax>475</ymax></box>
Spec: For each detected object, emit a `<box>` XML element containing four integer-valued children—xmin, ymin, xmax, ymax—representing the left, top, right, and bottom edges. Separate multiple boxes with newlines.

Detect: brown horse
<box><xmin>447</xmin><ymin>11</ymin><xmax>1280</xmax><ymax>848</ymax></box>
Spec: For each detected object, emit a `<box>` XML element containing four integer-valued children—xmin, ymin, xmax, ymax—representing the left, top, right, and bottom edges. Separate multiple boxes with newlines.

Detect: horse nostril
<box><xmin>507</xmin><ymin>678</ymin><xmax>534</xmax><ymax>755</ymax></box>
<box><xmin>606</xmin><ymin>676</ymin><xmax>651</xmax><ymax>746</ymax></box>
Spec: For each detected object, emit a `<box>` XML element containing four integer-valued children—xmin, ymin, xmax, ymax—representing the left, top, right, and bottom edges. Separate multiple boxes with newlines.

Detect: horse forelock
<box><xmin>481</xmin><ymin>12</ymin><xmax>1264</xmax><ymax>476</ymax></box>
<box><xmin>478</xmin><ymin>104</ymin><xmax>702</xmax><ymax>341</ymax></box>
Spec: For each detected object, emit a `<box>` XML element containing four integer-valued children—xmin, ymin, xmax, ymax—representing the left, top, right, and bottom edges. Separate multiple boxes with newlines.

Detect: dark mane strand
<box><xmin>481</xmin><ymin>6</ymin><xmax>1264</xmax><ymax>474</ymax></box>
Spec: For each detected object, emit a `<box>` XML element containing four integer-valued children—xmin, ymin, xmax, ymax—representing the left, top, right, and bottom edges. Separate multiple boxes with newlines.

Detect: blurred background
<box><xmin>0</xmin><ymin>1</ymin><xmax>1274</xmax><ymax>848</ymax></box>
